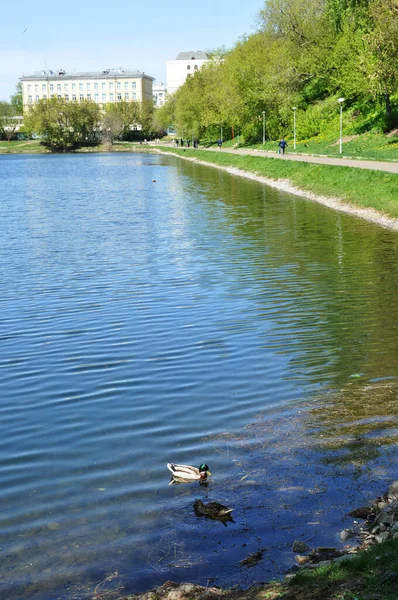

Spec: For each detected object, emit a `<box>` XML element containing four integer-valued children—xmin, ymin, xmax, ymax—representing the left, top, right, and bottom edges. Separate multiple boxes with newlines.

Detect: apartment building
<box><xmin>153</xmin><ymin>82</ymin><xmax>166</xmax><ymax>107</ymax></box>
<box><xmin>20</xmin><ymin>68</ymin><xmax>155</xmax><ymax>112</ymax></box>
<box><xmin>166</xmin><ymin>51</ymin><xmax>209</xmax><ymax>95</ymax></box>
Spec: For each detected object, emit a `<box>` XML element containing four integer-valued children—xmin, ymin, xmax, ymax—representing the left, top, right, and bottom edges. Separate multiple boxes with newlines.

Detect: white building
<box><xmin>166</xmin><ymin>51</ymin><xmax>209</xmax><ymax>95</ymax></box>
<box><xmin>153</xmin><ymin>82</ymin><xmax>166</xmax><ymax>107</ymax></box>
<box><xmin>20</xmin><ymin>68</ymin><xmax>154</xmax><ymax>112</ymax></box>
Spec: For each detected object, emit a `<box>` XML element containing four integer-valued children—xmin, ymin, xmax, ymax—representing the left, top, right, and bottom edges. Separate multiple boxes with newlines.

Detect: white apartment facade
<box><xmin>20</xmin><ymin>68</ymin><xmax>155</xmax><ymax>112</ymax></box>
<box><xmin>153</xmin><ymin>82</ymin><xmax>166</xmax><ymax>107</ymax></box>
<box><xmin>166</xmin><ymin>51</ymin><xmax>209</xmax><ymax>95</ymax></box>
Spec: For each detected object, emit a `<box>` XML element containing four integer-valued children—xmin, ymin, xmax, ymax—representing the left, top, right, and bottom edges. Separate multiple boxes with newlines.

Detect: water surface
<box><xmin>0</xmin><ymin>152</ymin><xmax>397</xmax><ymax>599</ymax></box>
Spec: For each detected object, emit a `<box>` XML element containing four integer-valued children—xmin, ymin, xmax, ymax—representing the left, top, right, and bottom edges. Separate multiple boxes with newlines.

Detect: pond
<box><xmin>0</xmin><ymin>152</ymin><xmax>397</xmax><ymax>599</ymax></box>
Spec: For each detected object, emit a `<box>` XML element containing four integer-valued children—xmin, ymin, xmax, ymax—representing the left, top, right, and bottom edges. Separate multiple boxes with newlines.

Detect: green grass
<box><xmin>160</xmin><ymin>147</ymin><xmax>398</xmax><ymax>219</ymax></box>
<box><xmin>283</xmin><ymin>538</ymin><xmax>398</xmax><ymax>600</ymax></box>
<box><xmin>230</xmin><ymin>131</ymin><xmax>398</xmax><ymax>162</ymax></box>
<box><xmin>0</xmin><ymin>140</ymin><xmax>46</xmax><ymax>154</ymax></box>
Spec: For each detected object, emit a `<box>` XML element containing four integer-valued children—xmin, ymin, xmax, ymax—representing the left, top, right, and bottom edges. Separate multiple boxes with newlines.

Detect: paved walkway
<box><xmin>203</xmin><ymin>146</ymin><xmax>398</xmax><ymax>174</ymax></box>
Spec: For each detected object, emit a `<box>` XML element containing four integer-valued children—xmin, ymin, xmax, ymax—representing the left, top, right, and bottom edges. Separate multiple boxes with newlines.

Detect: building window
<box><xmin>50</xmin><ymin>84</ymin><xmax>54</xmax><ymax>91</ymax></box>
<box><xmin>124</xmin><ymin>82</ymin><xmax>128</xmax><ymax>90</ymax></box>
<box><xmin>28</xmin><ymin>95</ymin><xmax>32</xmax><ymax>103</ymax></box>
<box><xmin>35</xmin><ymin>95</ymin><xmax>39</xmax><ymax>102</ymax></box>
<box><xmin>87</xmin><ymin>94</ymin><xmax>91</xmax><ymax>100</ymax></box>
<box><xmin>35</xmin><ymin>84</ymin><xmax>39</xmax><ymax>92</ymax></box>
<box><xmin>79</xmin><ymin>83</ymin><xmax>83</xmax><ymax>91</ymax></box>
<box><xmin>194</xmin><ymin>65</ymin><xmax>198</xmax><ymax>70</ymax></box>
<box><xmin>102</xmin><ymin>82</ymin><xmax>106</xmax><ymax>90</ymax></box>
<box><xmin>94</xmin><ymin>82</ymin><xmax>98</xmax><ymax>90</ymax></box>
<box><xmin>28</xmin><ymin>84</ymin><xmax>32</xmax><ymax>92</ymax></box>
<box><xmin>80</xmin><ymin>94</ymin><xmax>84</xmax><ymax>100</ymax></box>
<box><xmin>72</xmin><ymin>94</ymin><xmax>76</xmax><ymax>101</ymax></box>
<box><xmin>42</xmin><ymin>84</ymin><xmax>46</xmax><ymax>92</ymax></box>
<box><xmin>116</xmin><ymin>82</ymin><xmax>121</xmax><ymax>91</ymax></box>
<box><xmin>94</xmin><ymin>93</ymin><xmax>99</xmax><ymax>102</ymax></box>
<box><xmin>102</xmin><ymin>93</ymin><xmax>106</xmax><ymax>102</ymax></box>
<box><xmin>64</xmin><ymin>84</ymin><xmax>68</xmax><ymax>91</ymax></box>
<box><xmin>187</xmin><ymin>65</ymin><xmax>191</xmax><ymax>70</ymax></box>
<box><xmin>132</xmin><ymin>81</ymin><xmax>136</xmax><ymax>89</ymax></box>
<box><xmin>65</xmin><ymin>95</ymin><xmax>69</xmax><ymax>101</ymax></box>
<box><xmin>132</xmin><ymin>92</ymin><xmax>136</xmax><ymax>100</ymax></box>
<box><xmin>86</xmin><ymin>83</ymin><xmax>91</xmax><ymax>91</ymax></box>
<box><xmin>57</xmin><ymin>94</ymin><xmax>61</xmax><ymax>99</ymax></box>
<box><xmin>125</xmin><ymin>93</ymin><xmax>129</xmax><ymax>100</ymax></box>
<box><xmin>57</xmin><ymin>84</ymin><xmax>61</xmax><ymax>91</ymax></box>
<box><xmin>109</xmin><ymin>82</ymin><xmax>114</xmax><ymax>90</ymax></box>
<box><xmin>72</xmin><ymin>83</ymin><xmax>76</xmax><ymax>91</ymax></box>
<box><xmin>43</xmin><ymin>94</ymin><xmax>47</xmax><ymax>99</ymax></box>
<box><xmin>109</xmin><ymin>93</ymin><xmax>114</xmax><ymax>101</ymax></box>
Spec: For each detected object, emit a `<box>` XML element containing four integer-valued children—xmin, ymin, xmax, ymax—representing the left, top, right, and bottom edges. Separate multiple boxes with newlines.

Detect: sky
<box><xmin>0</xmin><ymin>0</ymin><xmax>263</xmax><ymax>101</ymax></box>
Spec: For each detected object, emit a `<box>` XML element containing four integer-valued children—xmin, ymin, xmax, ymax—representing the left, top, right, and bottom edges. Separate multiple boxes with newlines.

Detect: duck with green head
<box><xmin>167</xmin><ymin>463</ymin><xmax>211</xmax><ymax>483</ymax></box>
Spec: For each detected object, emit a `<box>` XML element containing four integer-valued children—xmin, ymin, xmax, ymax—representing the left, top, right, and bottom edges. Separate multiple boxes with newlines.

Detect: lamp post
<box><xmin>338</xmin><ymin>97</ymin><xmax>344</xmax><ymax>154</ymax></box>
<box><xmin>292</xmin><ymin>107</ymin><xmax>297</xmax><ymax>150</ymax></box>
<box><xmin>262</xmin><ymin>110</ymin><xmax>265</xmax><ymax>145</ymax></box>
<box><xmin>220</xmin><ymin>124</ymin><xmax>223</xmax><ymax>143</ymax></box>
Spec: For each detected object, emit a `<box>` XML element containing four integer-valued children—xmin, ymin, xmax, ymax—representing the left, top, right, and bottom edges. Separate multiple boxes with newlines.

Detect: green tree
<box><xmin>24</xmin><ymin>98</ymin><xmax>101</xmax><ymax>151</ymax></box>
<box><xmin>101</xmin><ymin>111</ymin><xmax>124</xmax><ymax>146</ymax></box>
<box><xmin>139</xmin><ymin>99</ymin><xmax>156</xmax><ymax>138</ymax></box>
<box><xmin>11</xmin><ymin>82</ymin><xmax>23</xmax><ymax>115</ymax></box>
<box><xmin>104</xmin><ymin>100</ymin><xmax>141</xmax><ymax>139</ymax></box>
<box><xmin>366</xmin><ymin>0</ymin><xmax>398</xmax><ymax>123</ymax></box>
<box><xmin>0</xmin><ymin>102</ymin><xmax>18</xmax><ymax>141</ymax></box>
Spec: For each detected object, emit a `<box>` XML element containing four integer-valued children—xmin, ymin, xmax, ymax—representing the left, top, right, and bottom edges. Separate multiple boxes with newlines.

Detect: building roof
<box><xmin>175</xmin><ymin>51</ymin><xmax>209</xmax><ymax>60</ymax></box>
<box><xmin>20</xmin><ymin>68</ymin><xmax>155</xmax><ymax>81</ymax></box>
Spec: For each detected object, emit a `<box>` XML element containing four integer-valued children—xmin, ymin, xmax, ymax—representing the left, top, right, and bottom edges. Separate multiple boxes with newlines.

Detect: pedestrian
<box><xmin>217</xmin><ymin>138</ymin><xmax>222</xmax><ymax>151</ymax></box>
<box><xmin>180</xmin><ymin>138</ymin><xmax>184</xmax><ymax>147</ymax></box>
<box><xmin>278</xmin><ymin>137</ymin><xmax>288</xmax><ymax>156</ymax></box>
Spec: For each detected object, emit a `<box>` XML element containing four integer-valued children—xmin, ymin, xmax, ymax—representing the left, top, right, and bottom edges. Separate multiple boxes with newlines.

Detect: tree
<box><xmin>0</xmin><ymin>102</ymin><xmax>18</xmax><ymax>141</ymax></box>
<box><xmin>24</xmin><ymin>98</ymin><xmax>101</xmax><ymax>151</ymax></box>
<box><xmin>103</xmin><ymin>100</ymin><xmax>141</xmax><ymax>139</ymax></box>
<box><xmin>366</xmin><ymin>0</ymin><xmax>398</xmax><ymax>123</ymax></box>
<box><xmin>11</xmin><ymin>82</ymin><xmax>23</xmax><ymax>115</ymax></box>
<box><xmin>139</xmin><ymin>99</ymin><xmax>156</xmax><ymax>138</ymax></box>
<box><xmin>101</xmin><ymin>110</ymin><xmax>125</xmax><ymax>146</ymax></box>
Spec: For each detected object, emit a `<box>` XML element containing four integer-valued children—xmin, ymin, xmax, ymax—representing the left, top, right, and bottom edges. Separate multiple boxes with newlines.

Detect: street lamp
<box><xmin>292</xmin><ymin>107</ymin><xmax>297</xmax><ymax>150</ymax></box>
<box><xmin>338</xmin><ymin>97</ymin><xmax>344</xmax><ymax>154</ymax></box>
<box><xmin>262</xmin><ymin>110</ymin><xmax>265</xmax><ymax>145</ymax></box>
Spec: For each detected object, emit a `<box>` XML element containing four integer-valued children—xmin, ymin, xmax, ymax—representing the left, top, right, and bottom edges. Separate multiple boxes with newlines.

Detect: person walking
<box><xmin>217</xmin><ymin>138</ymin><xmax>222</xmax><ymax>151</ymax></box>
<box><xmin>278</xmin><ymin>137</ymin><xmax>288</xmax><ymax>156</ymax></box>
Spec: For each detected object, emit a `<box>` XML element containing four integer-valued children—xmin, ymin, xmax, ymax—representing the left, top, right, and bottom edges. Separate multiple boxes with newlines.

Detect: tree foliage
<box><xmin>0</xmin><ymin>102</ymin><xmax>19</xmax><ymax>141</ymax></box>
<box><xmin>24</xmin><ymin>98</ymin><xmax>101</xmax><ymax>151</ymax></box>
<box><xmin>160</xmin><ymin>0</ymin><xmax>398</xmax><ymax>142</ymax></box>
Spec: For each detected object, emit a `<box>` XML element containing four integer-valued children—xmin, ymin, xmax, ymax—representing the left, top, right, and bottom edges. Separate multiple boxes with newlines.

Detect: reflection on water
<box><xmin>0</xmin><ymin>153</ymin><xmax>397</xmax><ymax>599</ymax></box>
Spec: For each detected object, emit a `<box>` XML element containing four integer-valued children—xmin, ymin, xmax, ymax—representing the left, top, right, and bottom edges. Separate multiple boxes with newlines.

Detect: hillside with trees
<box><xmin>155</xmin><ymin>0</ymin><xmax>398</xmax><ymax>143</ymax></box>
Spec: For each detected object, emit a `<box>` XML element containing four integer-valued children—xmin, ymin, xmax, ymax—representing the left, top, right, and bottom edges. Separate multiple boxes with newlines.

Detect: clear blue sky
<box><xmin>0</xmin><ymin>0</ymin><xmax>263</xmax><ymax>101</ymax></box>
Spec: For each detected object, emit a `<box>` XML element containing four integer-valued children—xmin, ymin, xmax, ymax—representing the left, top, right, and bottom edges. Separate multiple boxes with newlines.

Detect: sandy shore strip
<box><xmin>156</xmin><ymin>150</ymin><xmax>398</xmax><ymax>232</ymax></box>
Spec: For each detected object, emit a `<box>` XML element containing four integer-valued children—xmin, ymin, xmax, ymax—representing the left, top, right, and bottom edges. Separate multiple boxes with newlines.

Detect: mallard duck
<box><xmin>193</xmin><ymin>499</ymin><xmax>233</xmax><ymax>517</ymax></box>
<box><xmin>167</xmin><ymin>463</ymin><xmax>211</xmax><ymax>482</ymax></box>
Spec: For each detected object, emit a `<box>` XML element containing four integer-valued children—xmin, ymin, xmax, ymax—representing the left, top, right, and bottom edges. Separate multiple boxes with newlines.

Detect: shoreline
<box><xmin>156</xmin><ymin>149</ymin><xmax>398</xmax><ymax>232</ymax></box>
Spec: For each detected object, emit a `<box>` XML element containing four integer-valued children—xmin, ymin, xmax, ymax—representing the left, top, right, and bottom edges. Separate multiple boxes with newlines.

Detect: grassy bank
<box><xmin>159</xmin><ymin>147</ymin><xmax>398</xmax><ymax>221</ymax></box>
<box><xmin>124</xmin><ymin>538</ymin><xmax>398</xmax><ymax>600</ymax></box>
<box><xmin>220</xmin><ymin>131</ymin><xmax>398</xmax><ymax>162</ymax></box>
<box><xmin>0</xmin><ymin>140</ymin><xmax>46</xmax><ymax>154</ymax></box>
